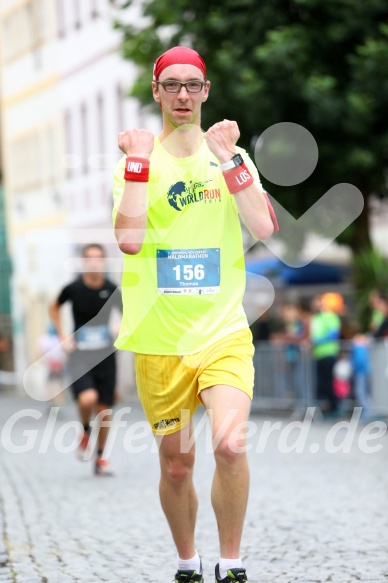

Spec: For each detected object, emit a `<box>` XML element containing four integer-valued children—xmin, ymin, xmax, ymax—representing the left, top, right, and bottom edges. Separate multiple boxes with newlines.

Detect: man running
<box><xmin>49</xmin><ymin>243</ymin><xmax>122</xmax><ymax>476</ymax></box>
<box><xmin>113</xmin><ymin>46</ymin><xmax>278</xmax><ymax>582</ymax></box>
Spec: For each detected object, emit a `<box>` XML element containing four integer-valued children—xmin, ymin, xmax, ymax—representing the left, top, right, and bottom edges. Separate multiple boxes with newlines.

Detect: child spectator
<box><xmin>351</xmin><ymin>334</ymin><xmax>371</xmax><ymax>422</ymax></box>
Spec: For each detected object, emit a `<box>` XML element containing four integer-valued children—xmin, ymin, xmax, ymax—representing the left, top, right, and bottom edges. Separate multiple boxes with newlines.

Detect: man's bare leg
<box><xmin>157</xmin><ymin>422</ymin><xmax>198</xmax><ymax>559</ymax></box>
<box><xmin>200</xmin><ymin>385</ymin><xmax>251</xmax><ymax>558</ymax></box>
<box><xmin>78</xmin><ymin>388</ymin><xmax>98</xmax><ymax>429</ymax></box>
<box><xmin>95</xmin><ymin>403</ymin><xmax>112</xmax><ymax>455</ymax></box>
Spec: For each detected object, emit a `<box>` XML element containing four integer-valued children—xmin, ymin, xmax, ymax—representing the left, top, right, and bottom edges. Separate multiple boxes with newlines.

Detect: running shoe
<box><xmin>174</xmin><ymin>569</ymin><xmax>204</xmax><ymax>583</ymax></box>
<box><xmin>215</xmin><ymin>565</ymin><xmax>248</xmax><ymax>583</ymax></box>
<box><xmin>95</xmin><ymin>457</ymin><xmax>114</xmax><ymax>477</ymax></box>
<box><xmin>76</xmin><ymin>431</ymin><xmax>90</xmax><ymax>460</ymax></box>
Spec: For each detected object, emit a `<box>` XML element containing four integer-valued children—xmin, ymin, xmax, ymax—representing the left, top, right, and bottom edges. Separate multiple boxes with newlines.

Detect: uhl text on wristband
<box><xmin>124</xmin><ymin>157</ymin><xmax>150</xmax><ymax>182</ymax></box>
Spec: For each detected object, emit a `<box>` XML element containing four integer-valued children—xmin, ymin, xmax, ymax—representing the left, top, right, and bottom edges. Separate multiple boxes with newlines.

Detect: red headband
<box><xmin>153</xmin><ymin>46</ymin><xmax>206</xmax><ymax>81</ymax></box>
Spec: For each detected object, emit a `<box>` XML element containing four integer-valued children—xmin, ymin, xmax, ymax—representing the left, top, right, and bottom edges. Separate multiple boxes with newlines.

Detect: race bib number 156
<box><xmin>157</xmin><ymin>248</ymin><xmax>220</xmax><ymax>295</ymax></box>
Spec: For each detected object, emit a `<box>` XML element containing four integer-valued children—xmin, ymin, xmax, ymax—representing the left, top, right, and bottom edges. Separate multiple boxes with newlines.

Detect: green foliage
<box><xmin>352</xmin><ymin>246</ymin><xmax>388</xmax><ymax>329</ymax></box>
<box><xmin>112</xmin><ymin>0</ymin><xmax>388</xmax><ymax>253</ymax></box>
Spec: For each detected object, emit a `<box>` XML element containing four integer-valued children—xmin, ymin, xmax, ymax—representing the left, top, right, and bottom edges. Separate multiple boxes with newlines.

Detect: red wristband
<box><xmin>222</xmin><ymin>163</ymin><xmax>254</xmax><ymax>194</ymax></box>
<box><xmin>124</xmin><ymin>157</ymin><xmax>150</xmax><ymax>182</ymax></box>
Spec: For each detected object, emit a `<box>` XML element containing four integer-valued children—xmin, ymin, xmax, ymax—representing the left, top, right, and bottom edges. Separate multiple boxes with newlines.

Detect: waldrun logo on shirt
<box><xmin>167</xmin><ymin>179</ymin><xmax>221</xmax><ymax>211</ymax></box>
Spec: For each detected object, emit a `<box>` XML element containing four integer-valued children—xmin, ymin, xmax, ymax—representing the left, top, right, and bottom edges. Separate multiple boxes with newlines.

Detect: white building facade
<box><xmin>0</xmin><ymin>0</ymin><xmax>159</xmax><ymax>390</ymax></box>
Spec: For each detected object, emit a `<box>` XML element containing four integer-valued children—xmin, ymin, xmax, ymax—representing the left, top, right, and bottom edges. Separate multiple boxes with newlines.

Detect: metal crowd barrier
<box><xmin>252</xmin><ymin>342</ymin><xmax>314</xmax><ymax>414</ymax></box>
<box><xmin>370</xmin><ymin>339</ymin><xmax>388</xmax><ymax>415</ymax></box>
<box><xmin>251</xmin><ymin>339</ymin><xmax>388</xmax><ymax>417</ymax></box>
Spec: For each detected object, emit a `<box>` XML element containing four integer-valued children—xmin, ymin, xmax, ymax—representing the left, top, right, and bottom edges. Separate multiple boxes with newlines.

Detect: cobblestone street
<box><xmin>0</xmin><ymin>395</ymin><xmax>387</xmax><ymax>583</ymax></box>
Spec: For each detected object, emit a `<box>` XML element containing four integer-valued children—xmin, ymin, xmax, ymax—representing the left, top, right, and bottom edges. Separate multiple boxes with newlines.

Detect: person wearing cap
<box><xmin>320</xmin><ymin>292</ymin><xmax>344</xmax><ymax>315</ymax></box>
<box><xmin>113</xmin><ymin>46</ymin><xmax>278</xmax><ymax>583</ymax></box>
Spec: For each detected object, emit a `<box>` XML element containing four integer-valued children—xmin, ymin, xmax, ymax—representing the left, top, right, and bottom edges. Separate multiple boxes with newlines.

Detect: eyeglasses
<box><xmin>157</xmin><ymin>80</ymin><xmax>206</xmax><ymax>94</ymax></box>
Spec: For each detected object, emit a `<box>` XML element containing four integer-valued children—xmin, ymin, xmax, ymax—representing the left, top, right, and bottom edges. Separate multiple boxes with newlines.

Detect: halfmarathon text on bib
<box><xmin>157</xmin><ymin>248</ymin><xmax>220</xmax><ymax>295</ymax></box>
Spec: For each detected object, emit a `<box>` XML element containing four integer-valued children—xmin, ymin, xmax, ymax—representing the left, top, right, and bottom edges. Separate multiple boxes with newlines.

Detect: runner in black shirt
<box><xmin>49</xmin><ymin>243</ymin><xmax>122</xmax><ymax>476</ymax></box>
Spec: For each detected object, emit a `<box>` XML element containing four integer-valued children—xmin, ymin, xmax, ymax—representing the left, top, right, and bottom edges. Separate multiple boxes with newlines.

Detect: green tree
<box><xmin>352</xmin><ymin>246</ymin><xmax>388</xmax><ymax>330</ymax></box>
<box><xmin>112</xmin><ymin>0</ymin><xmax>388</xmax><ymax>255</ymax></box>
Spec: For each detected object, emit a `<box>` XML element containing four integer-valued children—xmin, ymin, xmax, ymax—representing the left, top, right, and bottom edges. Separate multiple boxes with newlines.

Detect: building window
<box><xmin>64</xmin><ymin>110</ymin><xmax>73</xmax><ymax>179</ymax></box>
<box><xmin>74</xmin><ymin>0</ymin><xmax>81</xmax><ymax>29</ymax></box>
<box><xmin>80</xmin><ymin>104</ymin><xmax>88</xmax><ymax>174</ymax></box>
<box><xmin>56</xmin><ymin>0</ymin><xmax>65</xmax><ymax>37</ymax></box>
<box><xmin>1</xmin><ymin>6</ymin><xmax>29</xmax><ymax>61</ymax></box>
<box><xmin>30</xmin><ymin>0</ymin><xmax>46</xmax><ymax>45</ymax></box>
<box><xmin>116</xmin><ymin>84</ymin><xmax>125</xmax><ymax>134</ymax></box>
<box><xmin>29</xmin><ymin>0</ymin><xmax>45</xmax><ymax>69</ymax></box>
<box><xmin>9</xmin><ymin>124</ymin><xmax>58</xmax><ymax>194</ymax></box>
<box><xmin>97</xmin><ymin>93</ymin><xmax>105</xmax><ymax>169</ymax></box>
<box><xmin>91</xmin><ymin>0</ymin><xmax>99</xmax><ymax>18</ymax></box>
<box><xmin>11</xmin><ymin>133</ymin><xmax>40</xmax><ymax>193</ymax></box>
<box><xmin>42</xmin><ymin>126</ymin><xmax>56</xmax><ymax>184</ymax></box>
<box><xmin>0</xmin><ymin>0</ymin><xmax>46</xmax><ymax>63</ymax></box>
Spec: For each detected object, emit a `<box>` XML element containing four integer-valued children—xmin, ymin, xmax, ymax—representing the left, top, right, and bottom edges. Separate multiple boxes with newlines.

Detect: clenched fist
<box><xmin>118</xmin><ymin>128</ymin><xmax>155</xmax><ymax>158</ymax></box>
<box><xmin>204</xmin><ymin>120</ymin><xmax>240</xmax><ymax>164</ymax></box>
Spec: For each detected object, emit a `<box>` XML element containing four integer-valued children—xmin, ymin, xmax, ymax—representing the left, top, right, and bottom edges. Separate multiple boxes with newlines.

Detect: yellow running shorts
<box><xmin>134</xmin><ymin>328</ymin><xmax>255</xmax><ymax>435</ymax></box>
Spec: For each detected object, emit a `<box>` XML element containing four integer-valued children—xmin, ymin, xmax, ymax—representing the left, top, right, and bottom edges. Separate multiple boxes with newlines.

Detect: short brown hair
<box><xmin>81</xmin><ymin>243</ymin><xmax>105</xmax><ymax>257</ymax></box>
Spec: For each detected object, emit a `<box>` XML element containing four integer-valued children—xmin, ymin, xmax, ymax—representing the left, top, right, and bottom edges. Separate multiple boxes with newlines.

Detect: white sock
<box><xmin>178</xmin><ymin>551</ymin><xmax>201</xmax><ymax>573</ymax></box>
<box><xmin>219</xmin><ymin>558</ymin><xmax>243</xmax><ymax>580</ymax></box>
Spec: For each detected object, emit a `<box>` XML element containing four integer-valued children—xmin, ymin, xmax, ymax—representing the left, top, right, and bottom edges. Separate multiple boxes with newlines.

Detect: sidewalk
<box><xmin>0</xmin><ymin>395</ymin><xmax>387</xmax><ymax>583</ymax></box>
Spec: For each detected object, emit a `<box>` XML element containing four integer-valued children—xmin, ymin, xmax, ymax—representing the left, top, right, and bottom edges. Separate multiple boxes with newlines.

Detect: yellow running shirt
<box><xmin>112</xmin><ymin>138</ymin><xmax>262</xmax><ymax>355</ymax></box>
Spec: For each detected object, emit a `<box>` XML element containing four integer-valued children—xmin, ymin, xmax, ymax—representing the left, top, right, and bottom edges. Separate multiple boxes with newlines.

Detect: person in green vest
<box><xmin>309</xmin><ymin>294</ymin><xmax>341</xmax><ymax>415</ymax></box>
